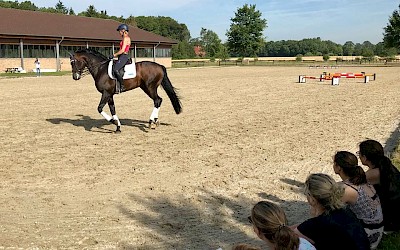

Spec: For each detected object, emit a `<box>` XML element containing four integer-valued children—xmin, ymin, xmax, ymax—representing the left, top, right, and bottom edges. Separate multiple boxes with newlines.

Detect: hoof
<box><xmin>149</xmin><ymin>122</ymin><xmax>157</xmax><ymax>129</ymax></box>
<box><xmin>149</xmin><ymin>119</ymin><xmax>159</xmax><ymax>129</ymax></box>
<box><xmin>115</xmin><ymin>126</ymin><xmax>121</xmax><ymax>133</ymax></box>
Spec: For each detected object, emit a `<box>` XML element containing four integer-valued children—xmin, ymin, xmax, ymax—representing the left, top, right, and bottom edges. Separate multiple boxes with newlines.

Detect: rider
<box><xmin>110</xmin><ymin>24</ymin><xmax>131</xmax><ymax>93</ymax></box>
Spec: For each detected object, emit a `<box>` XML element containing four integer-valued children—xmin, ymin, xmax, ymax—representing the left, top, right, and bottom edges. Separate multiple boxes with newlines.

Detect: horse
<box><xmin>69</xmin><ymin>48</ymin><xmax>182</xmax><ymax>133</ymax></box>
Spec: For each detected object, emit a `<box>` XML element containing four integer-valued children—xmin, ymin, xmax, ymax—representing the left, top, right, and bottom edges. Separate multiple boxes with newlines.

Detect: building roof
<box><xmin>0</xmin><ymin>8</ymin><xmax>177</xmax><ymax>45</ymax></box>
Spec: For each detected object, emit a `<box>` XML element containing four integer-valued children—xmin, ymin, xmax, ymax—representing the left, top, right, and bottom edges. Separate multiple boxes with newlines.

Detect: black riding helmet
<box><xmin>117</xmin><ymin>24</ymin><xmax>129</xmax><ymax>32</ymax></box>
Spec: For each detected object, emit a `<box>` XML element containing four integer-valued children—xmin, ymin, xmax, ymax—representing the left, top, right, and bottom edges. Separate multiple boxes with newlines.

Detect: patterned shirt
<box><xmin>344</xmin><ymin>181</ymin><xmax>384</xmax><ymax>249</ymax></box>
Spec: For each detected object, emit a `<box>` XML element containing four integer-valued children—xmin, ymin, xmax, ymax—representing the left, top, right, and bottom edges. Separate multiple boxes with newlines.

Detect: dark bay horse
<box><xmin>69</xmin><ymin>48</ymin><xmax>182</xmax><ymax>133</ymax></box>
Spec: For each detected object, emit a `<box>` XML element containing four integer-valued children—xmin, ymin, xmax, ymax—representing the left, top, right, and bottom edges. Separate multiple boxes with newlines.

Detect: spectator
<box><xmin>333</xmin><ymin>151</ymin><xmax>383</xmax><ymax>249</ymax></box>
<box><xmin>358</xmin><ymin>139</ymin><xmax>400</xmax><ymax>232</ymax></box>
<box><xmin>34</xmin><ymin>58</ymin><xmax>40</xmax><ymax>77</ymax></box>
<box><xmin>294</xmin><ymin>173</ymin><xmax>370</xmax><ymax>250</ymax></box>
<box><xmin>249</xmin><ymin>201</ymin><xmax>315</xmax><ymax>250</ymax></box>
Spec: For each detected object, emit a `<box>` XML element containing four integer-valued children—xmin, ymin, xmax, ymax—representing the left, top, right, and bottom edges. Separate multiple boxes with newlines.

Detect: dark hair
<box><xmin>251</xmin><ymin>201</ymin><xmax>299</xmax><ymax>250</ymax></box>
<box><xmin>359</xmin><ymin>140</ymin><xmax>385</xmax><ymax>167</ymax></box>
<box><xmin>359</xmin><ymin>139</ymin><xmax>387</xmax><ymax>168</ymax></box>
<box><xmin>334</xmin><ymin>151</ymin><xmax>367</xmax><ymax>185</ymax></box>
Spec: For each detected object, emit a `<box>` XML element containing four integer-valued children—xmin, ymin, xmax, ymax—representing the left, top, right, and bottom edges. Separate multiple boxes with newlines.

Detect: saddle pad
<box><xmin>108</xmin><ymin>60</ymin><xmax>137</xmax><ymax>79</ymax></box>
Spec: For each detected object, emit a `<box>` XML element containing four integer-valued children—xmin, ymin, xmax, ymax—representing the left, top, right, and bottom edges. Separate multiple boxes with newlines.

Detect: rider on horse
<box><xmin>110</xmin><ymin>24</ymin><xmax>131</xmax><ymax>93</ymax></box>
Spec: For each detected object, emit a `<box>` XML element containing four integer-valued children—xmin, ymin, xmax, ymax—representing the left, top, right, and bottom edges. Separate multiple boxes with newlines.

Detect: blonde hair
<box><xmin>251</xmin><ymin>201</ymin><xmax>299</xmax><ymax>250</ymax></box>
<box><xmin>304</xmin><ymin>173</ymin><xmax>345</xmax><ymax>213</ymax></box>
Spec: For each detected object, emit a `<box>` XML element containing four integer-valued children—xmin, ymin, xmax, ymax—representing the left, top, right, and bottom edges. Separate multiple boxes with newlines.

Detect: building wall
<box><xmin>135</xmin><ymin>57</ymin><xmax>172</xmax><ymax>68</ymax></box>
<box><xmin>0</xmin><ymin>58</ymin><xmax>59</xmax><ymax>73</ymax></box>
<box><xmin>1</xmin><ymin>57</ymin><xmax>172</xmax><ymax>73</ymax></box>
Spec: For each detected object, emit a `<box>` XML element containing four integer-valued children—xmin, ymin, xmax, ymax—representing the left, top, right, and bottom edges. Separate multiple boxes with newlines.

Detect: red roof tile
<box><xmin>0</xmin><ymin>8</ymin><xmax>177</xmax><ymax>44</ymax></box>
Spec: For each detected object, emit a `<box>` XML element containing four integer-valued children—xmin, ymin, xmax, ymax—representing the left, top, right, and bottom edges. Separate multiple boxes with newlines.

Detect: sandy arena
<box><xmin>1</xmin><ymin>66</ymin><xmax>399</xmax><ymax>249</ymax></box>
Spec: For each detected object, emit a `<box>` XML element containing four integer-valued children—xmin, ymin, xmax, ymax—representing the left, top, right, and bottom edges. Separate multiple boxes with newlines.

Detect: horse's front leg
<box><xmin>108</xmin><ymin>96</ymin><xmax>121</xmax><ymax>133</ymax></box>
<box><xmin>97</xmin><ymin>91</ymin><xmax>120</xmax><ymax>133</ymax></box>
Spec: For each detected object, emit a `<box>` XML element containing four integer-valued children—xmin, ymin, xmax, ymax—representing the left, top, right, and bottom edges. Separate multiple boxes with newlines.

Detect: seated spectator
<box><xmin>249</xmin><ymin>200</ymin><xmax>315</xmax><ymax>250</ymax></box>
<box><xmin>333</xmin><ymin>151</ymin><xmax>383</xmax><ymax>249</ymax></box>
<box><xmin>358</xmin><ymin>139</ymin><xmax>400</xmax><ymax>232</ymax></box>
<box><xmin>294</xmin><ymin>173</ymin><xmax>370</xmax><ymax>250</ymax></box>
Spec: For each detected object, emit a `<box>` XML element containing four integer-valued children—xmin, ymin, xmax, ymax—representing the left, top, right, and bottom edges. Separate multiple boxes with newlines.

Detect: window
<box><xmin>60</xmin><ymin>46</ymin><xmax>88</xmax><ymax>57</ymax></box>
<box><xmin>155</xmin><ymin>48</ymin><xmax>171</xmax><ymax>58</ymax></box>
<box><xmin>22</xmin><ymin>45</ymin><xmax>56</xmax><ymax>58</ymax></box>
<box><xmin>136</xmin><ymin>48</ymin><xmax>153</xmax><ymax>58</ymax></box>
<box><xmin>0</xmin><ymin>44</ymin><xmax>20</xmax><ymax>58</ymax></box>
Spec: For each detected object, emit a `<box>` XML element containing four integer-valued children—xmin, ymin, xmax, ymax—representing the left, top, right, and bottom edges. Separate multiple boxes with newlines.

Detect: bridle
<box><xmin>69</xmin><ymin>52</ymin><xmax>110</xmax><ymax>79</ymax></box>
<box><xmin>70</xmin><ymin>54</ymin><xmax>89</xmax><ymax>79</ymax></box>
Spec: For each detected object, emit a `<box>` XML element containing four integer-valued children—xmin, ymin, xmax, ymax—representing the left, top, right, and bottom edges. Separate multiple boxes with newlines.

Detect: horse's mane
<box><xmin>75</xmin><ymin>48</ymin><xmax>107</xmax><ymax>60</ymax></box>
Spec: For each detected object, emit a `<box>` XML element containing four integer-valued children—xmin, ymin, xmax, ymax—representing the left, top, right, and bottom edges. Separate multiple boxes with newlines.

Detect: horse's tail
<box><xmin>161</xmin><ymin>66</ymin><xmax>182</xmax><ymax>114</ymax></box>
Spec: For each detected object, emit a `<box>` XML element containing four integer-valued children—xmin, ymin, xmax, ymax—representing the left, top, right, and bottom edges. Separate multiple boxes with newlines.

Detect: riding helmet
<box><xmin>117</xmin><ymin>24</ymin><xmax>129</xmax><ymax>32</ymax></box>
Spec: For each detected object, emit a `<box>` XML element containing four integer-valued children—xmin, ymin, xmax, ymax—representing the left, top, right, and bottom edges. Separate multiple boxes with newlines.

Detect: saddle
<box><xmin>108</xmin><ymin>58</ymin><xmax>136</xmax><ymax>80</ymax></box>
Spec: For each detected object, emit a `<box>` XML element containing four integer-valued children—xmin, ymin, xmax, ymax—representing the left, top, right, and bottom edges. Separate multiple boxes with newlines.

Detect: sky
<box><xmin>28</xmin><ymin>0</ymin><xmax>398</xmax><ymax>44</ymax></box>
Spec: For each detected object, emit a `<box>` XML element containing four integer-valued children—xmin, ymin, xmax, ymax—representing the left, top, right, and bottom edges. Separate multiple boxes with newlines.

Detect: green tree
<box><xmin>374</xmin><ymin>42</ymin><xmax>386</xmax><ymax>56</ymax></box>
<box><xmin>125</xmin><ymin>15</ymin><xmax>137</xmax><ymax>27</ymax></box>
<box><xmin>55</xmin><ymin>0</ymin><xmax>68</xmax><ymax>14</ymax></box>
<box><xmin>135</xmin><ymin>16</ymin><xmax>190</xmax><ymax>42</ymax></box>
<box><xmin>199</xmin><ymin>28</ymin><xmax>222</xmax><ymax>58</ymax></box>
<box><xmin>343</xmin><ymin>41</ymin><xmax>355</xmax><ymax>56</ymax></box>
<box><xmin>383</xmin><ymin>4</ymin><xmax>400</xmax><ymax>49</ymax></box>
<box><xmin>134</xmin><ymin>16</ymin><xmax>193</xmax><ymax>58</ymax></box>
<box><xmin>326</xmin><ymin>40</ymin><xmax>342</xmax><ymax>55</ymax></box>
<box><xmin>68</xmin><ymin>7</ymin><xmax>75</xmax><ymax>15</ymax></box>
<box><xmin>18</xmin><ymin>1</ymin><xmax>38</xmax><ymax>10</ymax></box>
<box><xmin>79</xmin><ymin>5</ymin><xmax>99</xmax><ymax>17</ymax></box>
<box><xmin>375</xmin><ymin>42</ymin><xmax>398</xmax><ymax>57</ymax></box>
<box><xmin>354</xmin><ymin>43</ymin><xmax>363</xmax><ymax>56</ymax></box>
<box><xmin>0</xmin><ymin>0</ymin><xmax>13</xmax><ymax>8</ymax></box>
<box><xmin>215</xmin><ymin>44</ymin><xmax>230</xmax><ymax>60</ymax></box>
<box><xmin>361</xmin><ymin>41</ymin><xmax>375</xmax><ymax>58</ymax></box>
<box><xmin>172</xmin><ymin>41</ymin><xmax>196</xmax><ymax>59</ymax></box>
<box><xmin>226</xmin><ymin>4</ymin><xmax>267</xmax><ymax>57</ymax></box>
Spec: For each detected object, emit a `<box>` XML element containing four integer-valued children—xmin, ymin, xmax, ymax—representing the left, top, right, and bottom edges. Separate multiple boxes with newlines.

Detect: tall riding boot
<box><xmin>113</xmin><ymin>70</ymin><xmax>125</xmax><ymax>94</ymax></box>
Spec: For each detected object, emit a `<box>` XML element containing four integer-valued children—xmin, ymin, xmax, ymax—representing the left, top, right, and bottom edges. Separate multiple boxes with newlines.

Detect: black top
<box><xmin>297</xmin><ymin>207</ymin><xmax>370</xmax><ymax>250</ymax></box>
<box><xmin>375</xmin><ymin>163</ymin><xmax>400</xmax><ymax>231</ymax></box>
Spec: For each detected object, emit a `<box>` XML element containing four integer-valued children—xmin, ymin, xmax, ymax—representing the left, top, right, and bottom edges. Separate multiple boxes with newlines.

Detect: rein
<box><xmin>79</xmin><ymin>59</ymin><xmax>110</xmax><ymax>78</ymax></box>
<box><xmin>70</xmin><ymin>51</ymin><xmax>110</xmax><ymax>79</ymax></box>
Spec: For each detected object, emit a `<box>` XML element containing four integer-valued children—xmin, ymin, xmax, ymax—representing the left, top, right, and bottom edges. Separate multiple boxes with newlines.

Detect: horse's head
<box><xmin>69</xmin><ymin>51</ymin><xmax>88</xmax><ymax>80</ymax></box>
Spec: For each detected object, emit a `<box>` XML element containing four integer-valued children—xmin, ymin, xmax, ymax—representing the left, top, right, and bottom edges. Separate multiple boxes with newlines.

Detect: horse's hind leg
<box><xmin>140</xmin><ymin>85</ymin><xmax>162</xmax><ymax>129</ymax></box>
<box><xmin>149</xmin><ymin>96</ymin><xmax>162</xmax><ymax>129</ymax></box>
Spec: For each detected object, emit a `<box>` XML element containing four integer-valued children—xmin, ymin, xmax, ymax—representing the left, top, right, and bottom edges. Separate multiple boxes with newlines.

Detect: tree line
<box><xmin>1</xmin><ymin>1</ymin><xmax>399</xmax><ymax>59</ymax></box>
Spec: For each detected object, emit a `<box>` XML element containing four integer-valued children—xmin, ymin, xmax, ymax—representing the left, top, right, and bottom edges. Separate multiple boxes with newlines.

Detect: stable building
<box><xmin>0</xmin><ymin>8</ymin><xmax>178</xmax><ymax>73</ymax></box>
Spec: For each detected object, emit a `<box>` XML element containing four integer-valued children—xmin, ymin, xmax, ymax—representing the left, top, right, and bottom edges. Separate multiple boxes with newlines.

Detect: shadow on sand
<box><xmin>46</xmin><ymin>114</ymin><xmax>171</xmax><ymax>133</ymax></box>
<box><xmin>383</xmin><ymin>121</ymin><xmax>400</xmax><ymax>155</ymax></box>
<box><xmin>117</xmin><ymin>188</ymin><xmax>258</xmax><ymax>249</ymax></box>
<box><xmin>116</xmin><ymin>178</ymin><xmax>308</xmax><ymax>249</ymax></box>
